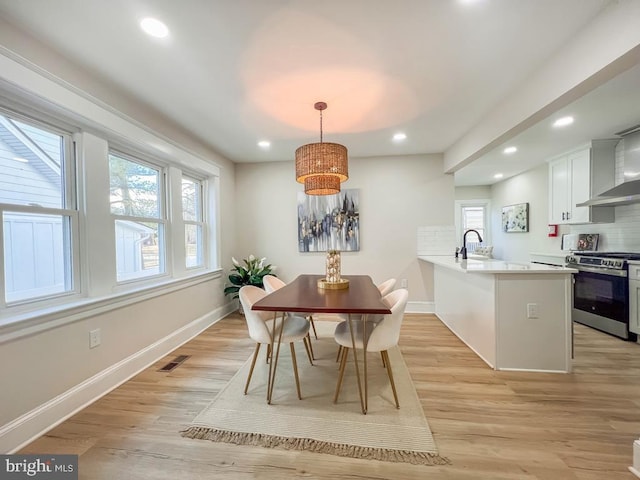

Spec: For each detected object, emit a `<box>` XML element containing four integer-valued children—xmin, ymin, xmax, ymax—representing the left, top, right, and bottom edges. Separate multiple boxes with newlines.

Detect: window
<box><xmin>182</xmin><ymin>176</ymin><xmax>204</xmax><ymax>269</ymax></box>
<box><xmin>0</xmin><ymin>111</ymin><xmax>76</xmax><ymax>304</ymax></box>
<box><xmin>109</xmin><ymin>152</ymin><xmax>165</xmax><ymax>282</ymax></box>
<box><xmin>455</xmin><ymin>199</ymin><xmax>490</xmax><ymax>253</ymax></box>
<box><xmin>0</xmin><ymin>96</ymin><xmax>219</xmax><ymax>320</ymax></box>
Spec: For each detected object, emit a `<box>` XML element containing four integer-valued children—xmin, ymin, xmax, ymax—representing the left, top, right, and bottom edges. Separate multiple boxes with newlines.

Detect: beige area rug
<box><xmin>181</xmin><ymin>320</ymin><xmax>449</xmax><ymax>466</ymax></box>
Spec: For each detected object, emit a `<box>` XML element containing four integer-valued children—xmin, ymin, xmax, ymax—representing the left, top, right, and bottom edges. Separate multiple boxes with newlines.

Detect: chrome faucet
<box><xmin>460</xmin><ymin>229</ymin><xmax>483</xmax><ymax>260</ymax></box>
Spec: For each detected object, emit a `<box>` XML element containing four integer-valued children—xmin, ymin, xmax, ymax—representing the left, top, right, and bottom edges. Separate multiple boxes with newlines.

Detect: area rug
<box><xmin>181</xmin><ymin>320</ymin><xmax>449</xmax><ymax>466</ymax></box>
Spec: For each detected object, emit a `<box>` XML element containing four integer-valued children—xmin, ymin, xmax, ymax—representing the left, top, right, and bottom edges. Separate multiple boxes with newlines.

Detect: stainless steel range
<box><xmin>566</xmin><ymin>252</ymin><xmax>640</xmax><ymax>340</ymax></box>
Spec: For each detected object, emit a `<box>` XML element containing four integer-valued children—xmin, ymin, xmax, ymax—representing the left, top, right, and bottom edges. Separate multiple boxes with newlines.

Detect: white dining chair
<box><xmin>263</xmin><ymin>275</ymin><xmax>318</xmax><ymax>340</ymax></box>
<box><xmin>239</xmin><ymin>285</ymin><xmax>313</xmax><ymax>402</ymax></box>
<box><xmin>335</xmin><ymin>278</ymin><xmax>396</xmax><ymax>361</ymax></box>
<box><xmin>333</xmin><ymin>288</ymin><xmax>409</xmax><ymax>409</ymax></box>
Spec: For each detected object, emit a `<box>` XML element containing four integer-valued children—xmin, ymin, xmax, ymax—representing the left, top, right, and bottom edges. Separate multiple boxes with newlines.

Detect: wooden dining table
<box><xmin>252</xmin><ymin>274</ymin><xmax>391</xmax><ymax>414</ymax></box>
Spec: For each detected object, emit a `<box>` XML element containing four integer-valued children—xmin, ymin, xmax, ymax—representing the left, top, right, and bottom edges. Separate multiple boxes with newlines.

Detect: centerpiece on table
<box><xmin>318</xmin><ymin>249</ymin><xmax>349</xmax><ymax>289</ymax></box>
<box><xmin>224</xmin><ymin>254</ymin><xmax>275</xmax><ymax>314</ymax></box>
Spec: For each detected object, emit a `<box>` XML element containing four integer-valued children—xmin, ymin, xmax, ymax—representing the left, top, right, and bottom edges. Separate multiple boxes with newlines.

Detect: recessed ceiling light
<box><xmin>393</xmin><ymin>133</ymin><xmax>407</xmax><ymax>142</ymax></box>
<box><xmin>624</xmin><ymin>171</ymin><xmax>640</xmax><ymax>178</ymax></box>
<box><xmin>553</xmin><ymin>116</ymin><xmax>574</xmax><ymax>128</ymax></box>
<box><xmin>13</xmin><ymin>157</ymin><xmax>29</xmax><ymax>163</ymax></box>
<box><xmin>503</xmin><ymin>146</ymin><xmax>517</xmax><ymax>154</ymax></box>
<box><xmin>257</xmin><ymin>140</ymin><xmax>270</xmax><ymax>148</ymax></box>
<box><xmin>140</xmin><ymin>17</ymin><xmax>169</xmax><ymax>38</ymax></box>
<box><xmin>493</xmin><ymin>173</ymin><xmax>504</xmax><ymax>179</ymax></box>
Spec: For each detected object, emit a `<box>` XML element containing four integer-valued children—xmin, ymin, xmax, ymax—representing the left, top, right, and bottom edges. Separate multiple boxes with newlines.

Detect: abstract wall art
<box><xmin>297</xmin><ymin>189</ymin><xmax>359</xmax><ymax>252</ymax></box>
<box><xmin>502</xmin><ymin>202</ymin><xmax>529</xmax><ymax>233</ymax></box>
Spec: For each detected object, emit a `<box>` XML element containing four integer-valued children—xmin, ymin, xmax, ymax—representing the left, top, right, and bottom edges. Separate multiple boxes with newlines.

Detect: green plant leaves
<box><xmin>224</xmin><ymin>255</ymin><xmax>276</xmax><ymax>297</ymax></box>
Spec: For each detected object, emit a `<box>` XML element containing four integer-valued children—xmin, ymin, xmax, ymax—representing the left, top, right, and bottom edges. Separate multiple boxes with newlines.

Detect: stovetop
<box><xmin>566</xmin><ymin>251</ymin><xmax>640</xmax><ymax>270</ymax></box>
<box><xmin>573</xmin><ymin>251</ymin><xmax>640</xmax><ymax>261</ymax></box>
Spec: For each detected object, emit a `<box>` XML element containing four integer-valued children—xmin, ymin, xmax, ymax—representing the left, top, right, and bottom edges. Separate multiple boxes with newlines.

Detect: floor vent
<box><xmin>158</xmin><ymin>354</ymin><xmax>190</xmax><ymax>372</ymax></box>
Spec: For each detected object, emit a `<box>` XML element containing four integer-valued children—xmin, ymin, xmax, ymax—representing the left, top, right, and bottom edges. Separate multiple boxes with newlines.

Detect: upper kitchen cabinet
<box><xmin>548</xmin><ymin>139</ymin><xmax>618</xmax><ymax>224</ymax></box>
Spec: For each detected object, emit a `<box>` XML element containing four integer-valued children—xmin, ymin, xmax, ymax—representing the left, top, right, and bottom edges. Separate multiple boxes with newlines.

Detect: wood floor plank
<box><xmin>18</xmin><ymin>313</ymin><xmax>640</xmax><ymax>479</ymax></box>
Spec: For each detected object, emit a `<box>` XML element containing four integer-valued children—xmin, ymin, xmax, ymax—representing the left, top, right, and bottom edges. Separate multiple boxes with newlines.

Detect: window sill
<box><xmin>0</xmin><ymin>268</ymin><xmax>223</xmax><ymax>344</ymax></box>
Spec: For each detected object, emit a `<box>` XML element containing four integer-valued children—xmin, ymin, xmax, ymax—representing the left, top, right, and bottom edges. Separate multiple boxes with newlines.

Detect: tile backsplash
<box><xmin>570</xmin><ymin>139</ymin><xmax>640</xmax><ymax>252</ymax></box>
<box><xmin>570</xmin><ymin>204</ymin><xmax>640</xmax><ymax>251</ymax></box>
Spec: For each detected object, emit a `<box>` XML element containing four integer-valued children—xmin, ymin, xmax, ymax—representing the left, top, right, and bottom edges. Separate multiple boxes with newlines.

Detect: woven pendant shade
<box><xmin>304</xmin><ymin>174</ymin><xmax>340</xmax><ymax>195</ymax></box>
<box><xmin>295</xmin><ymin>142</ymin><xmax>349</xmax><ymax>183</ymax></box>
<box><xmin>295</xmin><ymin>102</ymin><xmax>349</xmax><ymax>195</ymax></box>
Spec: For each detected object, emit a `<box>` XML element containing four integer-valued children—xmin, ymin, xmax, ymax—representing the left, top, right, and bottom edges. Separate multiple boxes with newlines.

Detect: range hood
<box><xmin>577</xmin><ymin>127</ymin><xmax>640</xmax><ymax>207</ymax></box>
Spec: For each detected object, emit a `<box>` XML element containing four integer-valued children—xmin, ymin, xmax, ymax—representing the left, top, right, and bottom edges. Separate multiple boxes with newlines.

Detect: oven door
<box><xmin>573</xmin><ymin>266</ymin><xmax>629</xmax><ymax>339</ymax></box>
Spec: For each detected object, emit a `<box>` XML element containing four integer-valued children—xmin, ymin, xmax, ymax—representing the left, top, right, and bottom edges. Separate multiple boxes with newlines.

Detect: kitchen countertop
<box><xmin>419</xmin><ymin>255</ymin><xmax>577</xmax><ymax>274</ymax></box>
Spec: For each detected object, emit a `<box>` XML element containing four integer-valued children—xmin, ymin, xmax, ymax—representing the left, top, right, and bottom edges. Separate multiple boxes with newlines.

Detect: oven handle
<box><xmin>571</xmin><ymin>265</ymin><xmax>628</xmax><ymax>277</ymax></box>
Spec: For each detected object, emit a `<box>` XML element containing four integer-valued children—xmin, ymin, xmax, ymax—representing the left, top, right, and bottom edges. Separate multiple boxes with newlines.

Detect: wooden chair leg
<box><xmin>306</xmin><ymin>332</ymin><xmax>315</xmax><ymax>360</ymax></box>
<box><xmin>309</xmin><ymin>315</ymin><xmax>318</xmax><ymax>339</ymax></box>
<box><xmin>302</xmin><ymin>336</ymin><xmax>314</xmax><ymax>365</ymax></box>
<box><xmin>382</xmin><ymin>350</ymin><xmax>400</xmax><ymax>408</ymax></box>
<box><xmin>334</xmin><ymin>346</ymin><xmax>349</xmax><ymax>403</ymax></box>
<box><xmin>381</xmin><ymin>351</ymin><xmax>386</xmax><ymax>368</ymax></box>
<box><xmin>290</xmin><ymin>343</ymin><xmax>302</xmax><ymax>400</ymax></box>
<box><xmin>336</xmin><ymin>345</ymin><xmax>343</xmax><ymax>363</ymax></box>
<box><xmin>244</xmin><ymin>343</ymin><xmax>261</xmax><ymax>394</ymax></box>
<box><xmin>266</xmin><ymin>343</ymin><xmax>271</xmax><ymax>363</ymax></box>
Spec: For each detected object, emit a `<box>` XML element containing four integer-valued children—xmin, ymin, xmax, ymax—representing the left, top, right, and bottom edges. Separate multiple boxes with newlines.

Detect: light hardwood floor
<box><xmin>20</xmin><ymin>313</ymin><xmax>640</xmax><ymax>479</ymax></box>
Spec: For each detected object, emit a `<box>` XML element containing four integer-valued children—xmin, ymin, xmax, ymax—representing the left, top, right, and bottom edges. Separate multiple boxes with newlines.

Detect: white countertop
<box><xmin>418</xmin><ymin>255</ymin><xmax>577</xmax><ymax>274</ymax></box>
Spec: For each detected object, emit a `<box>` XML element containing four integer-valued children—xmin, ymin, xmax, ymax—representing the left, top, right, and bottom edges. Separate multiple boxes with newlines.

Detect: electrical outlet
<box><xmin>526</xmin><ymin>303</ymin><xmax>539</xmax><ymax>319</ymax></box>
<box><xmin>89</xmin><ymin>328</ymin><xmax>101</xmax><ymax>348</ymax></box>
<box><xmin>400</xmin><ymin>278</ymin><xmax>408</xmax><ymax>288</ymax></box>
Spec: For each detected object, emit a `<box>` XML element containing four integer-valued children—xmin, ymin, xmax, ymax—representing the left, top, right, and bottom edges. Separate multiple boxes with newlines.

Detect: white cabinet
<box><xmin>630</xmin><ymin>264</ymin><xmax>640</xmax><ymax>335</ymax></box>
<box><xmin>548</xmin><ymin>140</ymin><xmax>617</xmax><ymax>224</ymax></box>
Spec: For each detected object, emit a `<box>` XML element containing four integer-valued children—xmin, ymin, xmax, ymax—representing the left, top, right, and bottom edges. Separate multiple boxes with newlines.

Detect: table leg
<box><xmin>267</xmin><ymin>311</ymin><xmax>287</xmax><ymax>404</ymax></box>
<box><xmin>347</xmin><ymin>313</ymin><xmax>366</xmax><ymax>414</ymax></box>
<box><xmin>363</xmin><ymin>313</ymin><xmax>368</xmax><ymax>413</ymax></box>
<box><xmin>266</xmin><ymin>311</ymin><xmax>277</xmax><ymax>403</ymax></box>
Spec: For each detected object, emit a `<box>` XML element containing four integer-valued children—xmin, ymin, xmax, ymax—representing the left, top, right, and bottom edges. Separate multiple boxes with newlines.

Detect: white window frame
<box><xmin>182</xmin><ymin>174</ymin><xmax>206</xmax><ymax>270</ymax></box>
<box><xmin>109</xmin><ymin>149</ymin><xmax>168</xmax><ymax>284</ymax></box>
<box><xmin>0</xmin><ymin>108</ymin><xmax>80</xmax><ymax>308</ymax></box>
<box><xmin>454</xmin><ymin>199</ymin><xmax>491</xmax><ymax>252</ymax></box>
<box><xmin>0</xmin><ymin>91</ymin><xmax>221</xmax><ymax>328</ymax></box>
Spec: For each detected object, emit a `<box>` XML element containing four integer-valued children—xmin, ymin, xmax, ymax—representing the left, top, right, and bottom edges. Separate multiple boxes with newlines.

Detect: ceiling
<box><xmin>0</xmin><ymin>0</ymin><xmax>637</xmax><ymax>186</ymax></box>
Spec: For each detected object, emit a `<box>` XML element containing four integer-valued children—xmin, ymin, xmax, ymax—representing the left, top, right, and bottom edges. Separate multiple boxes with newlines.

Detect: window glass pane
<box><xmin>182</xmin><ymin>177</ymin><xmax>200</xmax><ymax>221</ymax></box>
<box><xmin>185</xmin><ymin>224</ymin><xmax>202</xmax><ymax>268</ymax></box>
<box><xmin>3</xmin><ymin>211</ymin><xmax>72</xmax><ymax>303</ymax></box>
<box><xmin>109</xmin><ymin>154</ymin><xmax>160</xmax><ymax>218</ymax></box>
<box><xmin>0</xmin><ymin>114</ymin><xmax>63</xmax><ymax>208</ymax></box>
<box><xmin>115</xmin><ymin>220</ymin><xmax>164</xmax><ymax>281</ymax></box>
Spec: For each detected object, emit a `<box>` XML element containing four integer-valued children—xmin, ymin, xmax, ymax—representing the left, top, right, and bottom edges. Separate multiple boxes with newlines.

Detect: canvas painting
<box><xmin>297</xmin><ymin>189</ymin><xmax>359</xmax><ymax>252</ymax></box>
<box><xmin>502</xmin><ymin>202</ymin><xmax>529</xmax><ymax>233</ymax></box>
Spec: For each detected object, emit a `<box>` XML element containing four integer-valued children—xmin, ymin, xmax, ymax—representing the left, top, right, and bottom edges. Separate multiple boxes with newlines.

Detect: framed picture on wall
<box><xmin>502</xmin><ymin>202</ymin><xmax>529</xmax><ymax>233</ymax></box>
<box><xmin>297</xmin><ymin>189</ymin><xmax>360</xmax><ymax>252</ymax></box>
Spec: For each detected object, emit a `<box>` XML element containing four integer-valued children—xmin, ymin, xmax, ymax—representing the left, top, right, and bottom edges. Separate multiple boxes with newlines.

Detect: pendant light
<box><xmin>295</xmin><ymin>102</ymin><xmax>348</xmax><ymax>195</ymax></box>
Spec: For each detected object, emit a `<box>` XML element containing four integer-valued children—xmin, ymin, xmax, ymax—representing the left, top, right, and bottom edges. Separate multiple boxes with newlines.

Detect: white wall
<box><xmin>489</xmin><ymin>163</ymin><xmax>564</xmax><ymax>261</ymax></box>
<box><xmin>0</xmin><ymin>38</ymin><xmax>238</xmax><ymax>452</ymax></box>
<box><xmin>234</xmin><ymin>154</ymin><xmax>454</xmax><ymax>308</ymax></box>
<box><xmin>455</xmin><ymin>185</ymin><xmax>491</xmax><ymax>200</ymax></box>
<box><xmin>488</xmin><ymin>146</ymin><xmax>640</xmax><ymax>259</ymax></box>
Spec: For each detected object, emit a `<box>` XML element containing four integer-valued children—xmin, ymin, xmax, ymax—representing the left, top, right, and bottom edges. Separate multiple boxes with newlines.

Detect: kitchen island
<box><xmin>419</xmin><ymin>255</ymin><xmax>577</xmax><ymax>373</ymax></box>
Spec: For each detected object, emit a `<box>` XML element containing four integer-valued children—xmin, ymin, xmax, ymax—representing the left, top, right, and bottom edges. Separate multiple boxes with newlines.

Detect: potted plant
<box><xmin>224</xmin><ymin>255</ymin><xmax>276</xmax><ymax>314</ymax></box>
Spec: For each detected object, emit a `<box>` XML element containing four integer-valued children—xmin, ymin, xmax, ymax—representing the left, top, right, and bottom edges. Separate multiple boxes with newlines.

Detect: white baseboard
<box><xmin>0</xmin><ymin>302</ymin><xmax>236</xmax><ymax>453</ymax></box>
<box><xmin>405</xmin><ymin>301</ymin><xmax>435</xmax><ymax>314</ymax></box>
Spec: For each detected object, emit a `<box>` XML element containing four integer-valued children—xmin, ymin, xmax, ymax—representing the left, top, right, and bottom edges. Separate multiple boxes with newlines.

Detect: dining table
<box><xmin>252</xmin><ymin>274</ymin><xmax>391</xmax><ymax>414</ymax></box>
